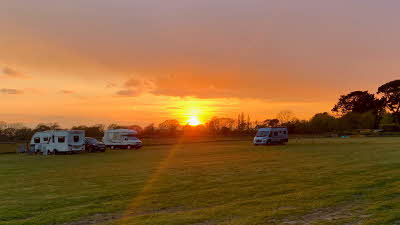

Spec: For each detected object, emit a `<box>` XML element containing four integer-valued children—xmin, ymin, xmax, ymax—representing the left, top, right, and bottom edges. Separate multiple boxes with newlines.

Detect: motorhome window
<box><xmin>274</xmin><ymin>131</ymin><xmax>278</xmax><ymax>136</ymax></box>
<box><xmin>34</xmin><ymin>137</ymin><xmax>40</xmax><ymax>143</ymax></box>
<box><xmin>58</xmin><ymin>136</ymin><xmax>65</xmax><ymax>143</ymax></box>
<box><xmin>127</xmin><ymin>136</ymin><xmax>138</xmax><ymax>140</ymax></box>
<box><xmin>43</xmin><ymin>137</ymin><xmax>49</xmax><ymax>142</ymax></box>
<box><xmin>73</xmin><ymin>136</ymin><xmax>80</xmax><ymax>142</ymax></box>
<box><xmin>256</xmin><ymin>131</ymin><xmax>269</xmax><ymax>137</ymax></box>
<box><xmin>283</xmin><ymin>131</ymin><xmax>287</xmax><ymax>134</ymax></box>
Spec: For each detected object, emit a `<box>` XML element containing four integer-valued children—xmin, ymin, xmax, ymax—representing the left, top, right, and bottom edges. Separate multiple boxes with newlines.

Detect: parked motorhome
<box><xmin>30</xmin><ymin>130</ymin><xmax>85</xmax><ymax>154</ymax></box>
<box><xmin>103</xmin><ymin>129</ymin><xmax>143</xmax><ymax>149</ymax></box>
<box><xmin>30</xmin><ymin>131</ymin><xmax>52</xmax><ymax>153</ymax></box>
<box><xmin>253</xmin><ymin>127</ymin><xmax>288</xmax><ymax>145</ymax></box>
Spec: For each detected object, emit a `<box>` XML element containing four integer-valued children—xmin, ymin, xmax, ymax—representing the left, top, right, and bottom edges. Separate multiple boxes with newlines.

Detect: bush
<box><xmin>382</xmin><ymin>124</ymin><xmax>400</xmax><ymax>132</ymax></box>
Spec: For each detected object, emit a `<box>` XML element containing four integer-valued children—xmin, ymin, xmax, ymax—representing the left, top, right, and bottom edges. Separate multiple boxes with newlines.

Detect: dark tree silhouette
<box><xmin>332</xmin><ymin>91</ymin><xmax>382</xmax><ymax>114</ymax></box>
<box><xmin>107</xmin><ymin>124</ymin><xmax>127</xmax><ymax>130</ymax></box>
<box><xmin>143</xmin><ymin>123</ymin><xmax>156</xmax><ymax>135</ymax></box>
<box><xmin>207</xmin><ymin>117</ymin><xmax>235</xmax><ymax>134</ymax></box>
<box><xmin>127</xmin><ymin>125</ymin><xmax>143</xmax><ymax>134</ymax></box>
<box><xmin>34</xmin><ymin>123</ymin><xmax>61</xmax><ymax>132</ymax></box>
<box><xmin>310</xmin><ymin>112</ymin><xmax>336</xmax><ymax>133</ymax></box>
<box><xmin>263</xmin><ymin>119</ymin><xmax>280</xmax><ymax>127</ymax></box>
<box><xmin>71</xmin><ymin>124</ymin><xmax>105</xmax><ymax>137</ymax></box>
<box><xmin>159</xmin><ymin>119</ymin><xmax>180</xmax><ymax>135</ymax></box>
<box><xmin>276</xmin><ymin>110</ymin><xmax>295</xmax><ymax>124</ymax></box>
<box><xmin>237</xmin><ymin>113</ymin><xmax>246</xmax><ymax>131</ymax></box>
<box><xmin>378</xmin><ymin>80</ymin><xmax>400</xmax><ymax>123</ymax></box>
<box><xmin>332</xmin><ymin>91</ymin><xmax>385</xmax><ymax>128</ymax></box>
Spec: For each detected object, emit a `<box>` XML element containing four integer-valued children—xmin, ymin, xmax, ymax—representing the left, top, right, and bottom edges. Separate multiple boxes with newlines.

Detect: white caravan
<box><xmin>30</xmin><ymin>130</ymin><xmax>85</xmax><ymax>154</ymax></box>
<box><xmin>103</xmin><ymin>129</ymin><xmax>143</xmax><ymax>149</ymax></box>
<box><xmin>253</xmin><ymin>127</ymin><xmax>288</xmax><ymax>145</ymax></box>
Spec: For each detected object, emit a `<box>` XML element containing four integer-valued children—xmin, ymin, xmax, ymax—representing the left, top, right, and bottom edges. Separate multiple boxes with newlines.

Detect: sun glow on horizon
<box><xmin>166</xmin><ymin>98</ymin><xmax>222</xmax><ymax>126</ymax></box>
<box><xmin>187</xmin><ymin>115</ymin><xmax>202</xmax><ymax>126</ymax></box>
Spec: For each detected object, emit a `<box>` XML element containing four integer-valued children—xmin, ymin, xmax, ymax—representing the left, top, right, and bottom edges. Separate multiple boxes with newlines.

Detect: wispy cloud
<box><xmin>0</xmin><ymin>88</ymin><xmax>23</xmax><ymax>95</ymax></box>
<box><xmin>106</xmin><ymin>82</ymin><xmax>117</xmax><ymax>88</ymax></box>
<box><xmin>116</xmin><ymin>76</ymin><xmax>156</xmax><ymax>97</ymax></box>
<box><xmin>153</xmin><ymin>85</ymin><xmax>233</xmax><ymax>99</ymax></box>
<box><xmin>1</xmin><ymin>66</ymin><xmax>30</xmax><ymax>79</ymax></box>
<box><xmin>59</xmin><ymin>90</ymin><xmax>75</xmax><ymax>94</ymax></box>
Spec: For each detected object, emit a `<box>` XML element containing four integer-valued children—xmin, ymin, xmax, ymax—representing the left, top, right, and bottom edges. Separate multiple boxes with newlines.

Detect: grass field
<box><xmin>0</xmin><ymin>143</ymin><xmax>18</xmax><ymax>154</ymax></box>
<box><xmin>1</xmin><ymin>137</ymin><xmax>400</xmax><ymax>225</ymax></box>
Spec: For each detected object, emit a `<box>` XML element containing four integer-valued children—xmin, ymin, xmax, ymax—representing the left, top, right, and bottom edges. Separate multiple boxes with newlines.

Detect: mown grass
<box><xmin>140</xmin><ymin>136</ymin><xmax>251</xmax><ymax>146</ymax></box>
<box><xmin>0</xmin><ymin>143</ymin><xmax>17</xmax><ymax>154</ymax></box>
<box><xmin>1</xmin><ymin>137</ymin><xmax>400</xmax><ymax>225</ymax></box>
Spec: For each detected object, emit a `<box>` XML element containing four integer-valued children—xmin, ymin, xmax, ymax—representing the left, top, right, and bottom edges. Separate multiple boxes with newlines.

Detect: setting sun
<box><xmin>187</xmin><ymin>116</ymin><xmax>202</xmax><ymax>126</ymax></box>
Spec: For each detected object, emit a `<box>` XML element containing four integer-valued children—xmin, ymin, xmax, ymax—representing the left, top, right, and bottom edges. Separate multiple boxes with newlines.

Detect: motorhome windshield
<box><xmin>127</xmin><ymin>136</ymin><xmax>139</xmax><ymax>140</ymax></box>
<box><xmin>256</xmin><ymin>131</ymin><xmax>269</xmax><ymax>137</ymax></box>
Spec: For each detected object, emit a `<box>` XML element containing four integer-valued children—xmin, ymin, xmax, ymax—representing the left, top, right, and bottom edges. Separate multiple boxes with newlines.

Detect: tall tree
<box><xmin>207</xmin><ymin>117</ymin><xmax>235</xmax><ymax>134</ymax></box>
<box><xmin>71</xmin><ymin>124</ymin><xmax>105</xmax><ymax>137</ymax></box>
<box><xmin>107</xmin><ymin>124</ymin><xmax>127</xmax><ymax>130</ymax></box>
<box><xmin>127</xmin><ymin>125</ymin><xmax>143</xmax><ymax>134</ymax></box>
<box><xmin>276</xmin><ymin>110</ymin><xmax>295</xmax><ymax>124</ymax></box>
<box><xmin>263</xmin><ymin>119</ymin><xmax>280</xmax><ymax>127</ymax></box>
<box><xmin>246</xmin><ymin>114</ymin><xmax>251</xmax><ymax>130</ymax></box>
<box><xmin>159</xmin><ymin>119</ymin><xmax>180</xmax><ymax>134</ymax></box>
<box><xmin>378</xmin><ymin>80</ymin><xmax>400</xmax><ymax>123</ymax></box>
<box><xmin>143</xmin><ymin>123</ymin><xmax>155</xmax><ymax>135</ymax></box>
<box><xmin>332</xmin><ymin>91</ymin><xmax>380</xmax><ymax>114</ymax></box>
<box><xmin>310</xmin><ymin>112</ymin><xmax>337</xmax><ymax>133</ymax></box>
<box><xmin>237</xmin><ymin>113</ymin><xmax>246</xmax><ymax>131</ymax></box>
<box><xmin>34</xmin><ymin>123</ymin><xmax>61</xmax><ymax>132</ymax></box>
<box><xmin>332</xmin><ymin>91</ymin><xmax>385</xmax><ymax>128</ymax></box>
<box><xmin>0</xmin><ymin>121</ymin><xmax>6</xmax><ymax>130</ymax></box>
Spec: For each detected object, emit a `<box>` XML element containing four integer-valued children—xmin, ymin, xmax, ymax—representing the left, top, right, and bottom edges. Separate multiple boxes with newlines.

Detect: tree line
<box><xmin>1</xmin><ymin>80</ymin><xmax>400</xmax><ymax>142</ymax></box>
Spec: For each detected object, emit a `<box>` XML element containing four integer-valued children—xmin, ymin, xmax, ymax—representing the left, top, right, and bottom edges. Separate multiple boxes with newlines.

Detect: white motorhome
<box><xmin>103</xmin><ymin>129</ymin><xmax>143</xmax><ymax>149</ymax></box>
<box><xmin>253</xmin><ymin>127</ymin><xmax>288</xmax><ymax>145</ymax></box>
<box><xmin>30</xmin><ymin>130</ymin><xmax>85</xmax><ymax>154</ymax></box>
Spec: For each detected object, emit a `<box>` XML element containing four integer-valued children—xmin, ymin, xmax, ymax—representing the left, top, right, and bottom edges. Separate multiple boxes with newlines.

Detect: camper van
<box><xmin>253</xmin><ymin>127</ymin><xmax>288</xmax><ymax>145</ymax></box>
<box><xmin>30</xmin><ymin>130</ymin><xmax>85</xmax><ymax>154</ymax></box>
<box><xmin>103</xmin><ymin>129</ymin><xmax>143</xmax><ymax>149</ymax></box>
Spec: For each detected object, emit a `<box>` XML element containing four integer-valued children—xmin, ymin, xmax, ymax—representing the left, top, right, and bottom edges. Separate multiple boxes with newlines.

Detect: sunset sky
<box><xmin>1</xmin><ymin>0</ymin><xmax>400</xmax><ymax>127</ymax></box>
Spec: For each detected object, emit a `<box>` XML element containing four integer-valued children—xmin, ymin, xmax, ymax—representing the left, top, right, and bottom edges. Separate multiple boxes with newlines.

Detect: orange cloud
<box><xmin>59</xmin><ymin>90</ymin><xmax>75</xmax><ymax>94</ymax></box>
<box><xmin>1</xmin><ymin>66</ymin><xmax>30</xmax><ymax>79</ymax></box>
<box><xmin>0</xmin><ymin>88</ymin><xmax>23</xmax><ymax>94</ymax></box>
<box><xmin>116</xmin><ymin>76</ymin><xmax>156</xmax><ymax>97</ymax></box>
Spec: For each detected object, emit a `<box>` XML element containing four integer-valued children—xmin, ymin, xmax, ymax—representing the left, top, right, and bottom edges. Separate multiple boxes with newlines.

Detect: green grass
<box><xmin>0</xmin><ymin>143</ymin><xmax>17</xmax><ymax>154</ymax></box>
<box><xmin>141</xmin><ymin>136</ymin><xmax>251</xmax><ymax>146</ymax></box>
<box><xmin>2</xmin><ymin>137</ymin><xmax>400</xmax><ymax>224</ymax></box>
